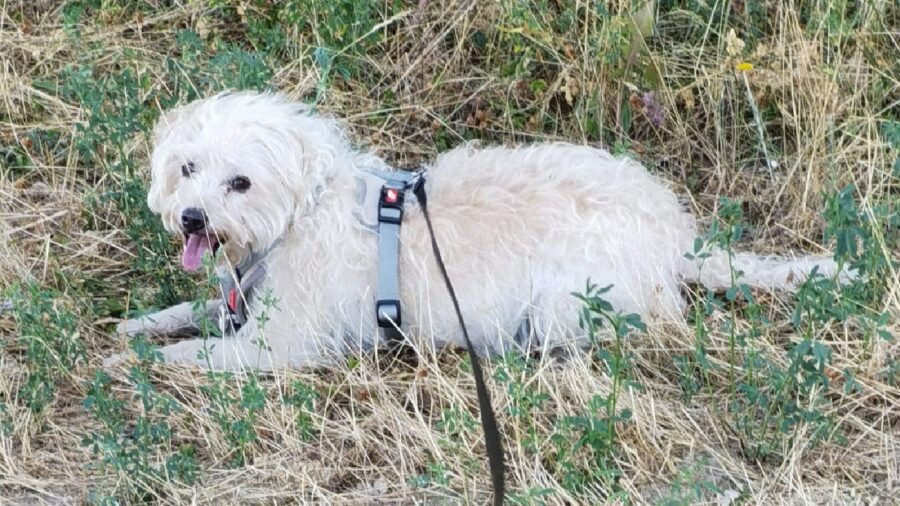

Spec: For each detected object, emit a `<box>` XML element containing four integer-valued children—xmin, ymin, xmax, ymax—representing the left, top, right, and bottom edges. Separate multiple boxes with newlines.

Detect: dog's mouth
<box><xmin>181</xmin><ymin>232</ymin><xmax>224</xmax><ymax>272</ymax></box>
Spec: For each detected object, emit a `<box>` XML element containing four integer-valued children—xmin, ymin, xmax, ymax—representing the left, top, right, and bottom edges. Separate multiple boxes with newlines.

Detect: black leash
<box><xmin>412</xmin><ymin>177</ymin><xmax>506</xmax><ymax>505</ymax></box>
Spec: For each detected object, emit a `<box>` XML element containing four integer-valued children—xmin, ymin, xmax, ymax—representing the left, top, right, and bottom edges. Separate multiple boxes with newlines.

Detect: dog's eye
<box><xmin>181</xmin><ymin>162</ymin><xmax>196</xmax><ymax>177</ymax></box>
<box><xmin>228</xmin><ymin>176</ymin><xmax>251</xmax><ymax>193</ymax></box>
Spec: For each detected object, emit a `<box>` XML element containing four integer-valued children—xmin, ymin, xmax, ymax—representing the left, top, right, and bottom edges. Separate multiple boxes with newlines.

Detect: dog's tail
<box><xmin>686</xmin><ymin>249</ymin><xmax>849</xmax><ymax>291</ymax></box>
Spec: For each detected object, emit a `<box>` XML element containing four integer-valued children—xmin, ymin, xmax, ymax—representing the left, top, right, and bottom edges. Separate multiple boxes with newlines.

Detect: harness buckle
<box><xmin>376</xmin><ymin>299</ymin><xmax>401</xmax><ymax>328</ymax></box>
<box><xmin>219</xmin><ymin>302</ymin><xmax>242</xmax><ymax>335</ymax></box>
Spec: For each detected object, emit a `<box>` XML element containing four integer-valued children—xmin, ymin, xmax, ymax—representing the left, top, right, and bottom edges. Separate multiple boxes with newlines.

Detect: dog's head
<box><xmin>148</xmin><ymin>91</ymin><xmax>342</xmax><ymax>271</ymax></box>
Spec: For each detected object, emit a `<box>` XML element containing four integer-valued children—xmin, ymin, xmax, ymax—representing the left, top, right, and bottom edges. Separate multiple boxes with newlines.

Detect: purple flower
<box><xmin>642</xmin><ymin>91</ymin><xmax>665</xmax><ymax>127</ymax></box>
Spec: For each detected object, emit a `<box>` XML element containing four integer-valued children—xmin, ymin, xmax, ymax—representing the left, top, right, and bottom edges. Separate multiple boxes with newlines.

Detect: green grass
<box><xmin>1</xmin><ymin>0</ymin><xmax>898</xmax><ymax>503</ymax></box>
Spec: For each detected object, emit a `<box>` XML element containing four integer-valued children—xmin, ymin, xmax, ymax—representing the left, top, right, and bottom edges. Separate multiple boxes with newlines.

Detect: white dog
<box><xmin>110</xmin><ymin>91</ymin><xmax>839</xmax><ymax>370</ymax></box>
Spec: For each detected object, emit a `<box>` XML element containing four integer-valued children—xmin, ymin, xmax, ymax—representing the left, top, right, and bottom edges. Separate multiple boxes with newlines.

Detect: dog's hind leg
<box><xmin>116</xmin><ymin>300</ymin><xmax>220</xmax><ymax>338</ymax></box>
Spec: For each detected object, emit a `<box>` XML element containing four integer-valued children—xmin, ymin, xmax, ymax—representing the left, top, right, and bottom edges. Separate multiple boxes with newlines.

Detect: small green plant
<box><xmin>733</xmin><ymin>337</ymin><xmax>839</xmax><ymax>460</ymax></box>
<box><xmin>6</xmin><ymin>282</ymin><xmax>85</xmax><ymax>414</ymax></box>
<box><xmin>409</xmin><ymin>461</ymin><xmax>451</xmax><ymax>489</ymax></box>
<box><xmin>282</xmin><ymin>380</ymin><xmax>320</xmax><ymax>441</ymax></box>
<box><xmin>551</xmin><ymin>281</ymin><xmax>645</xmax><ymax>498</ymax></box>
<box><xmin>60</xmin><ymin>58</ymin><xmax>194</xmax><ymax>308</ymax></box>
<box><xmin>684</xmin><ymin>189</ymin><xmax>897</xmax><ymax>461</ymax></box>
<box><xmin>507</xmin><ymin>486</ymin><xmax>555</xmax><ymax>506</ymax></box>
<box><xmin>436</xmin><ymin>404</ymin><xmax>479</xmax><ymax>463</ymax></box>
<box><xmin>733</xmin><ymin>185</ymin><xmax>897</xmax><ymax>458</ymax></box>
<box><xmin>681</xmin><ymin>198</ymin><xmax>844</xmax><ymax>460</ymax></box>
<box><xmin>82</xmin><ymin>336</ymin><xmax>198</xmax><ymax>503</ymax></box>
<box><xmin>690</xmin><ymin>198</ymin><xmax>761</xmax><ymax>399</ymax></box>
<box><xmin>553</xmin><ymin>394</ymin><xmax>631</xmax><ymax>499</ymax></box>
<box><xmin>655</xmin><ymin>458</ymin><xmax>722</xmax><ymax>506</ymax></box>
<box><xmin>679</xmin><ymin>199</ymin><xmax>749</xmax><ymax>403</ymax></box>
<box><xmin>0</xmin><ymin>402</ymin><xmax>14</xmax><ymax>437</ymax></box>
<box><xmin>881</xmin><ymin>358</ymin><xmax>900</xmax><ymax>387</ymax></box>
<box><xmin>202</xmin><ymin>370</ymin><xmax>267</xmax><ymax>467</ymax></box>
<box><xmin>251</xmin><ymin>289</ymin><xmax>280</xmax><ymax>358</ymax></box>
<box><xmin>412</xmin><ymin>404</ymin><xmax>477</xmax><ymax>491</ymax></box>
<box><xmin>493</xmin><ymin>353</ymin><xmax>549</xmax><ymax>452</ymax></box>
<box><xmin>822</xmin><ymin>184</ymin><xmax>898</xmax><ymax>311</ymax></box>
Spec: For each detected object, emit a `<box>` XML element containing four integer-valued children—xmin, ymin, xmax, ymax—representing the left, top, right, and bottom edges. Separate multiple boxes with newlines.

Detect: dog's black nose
<box><xmin>181</xmin><ymin>208</ymin><xmax>207</xmax><ymax>233</ymax></box>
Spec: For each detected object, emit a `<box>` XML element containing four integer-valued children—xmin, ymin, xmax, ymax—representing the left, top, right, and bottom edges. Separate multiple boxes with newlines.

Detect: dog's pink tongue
<box><xmin>182</xmin><ymin>234</ymin><xmax>213</xmax><ymax>271</ymax></box>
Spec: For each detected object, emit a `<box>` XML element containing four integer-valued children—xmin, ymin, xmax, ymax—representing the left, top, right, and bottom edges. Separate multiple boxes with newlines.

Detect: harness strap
<box><xmin>412</xmin><ymin>177</ymin><xmax>506</xmax><ymax>506</ymax></box>
<box><xmin>375</xmin><ymin>170</ymin><xmax>419</xmax><ymax>340</ymax></box>
<box><xmin>218</xmin><ymin>238</ymin><xmax>282</xmax><ymax>334</ymax></box>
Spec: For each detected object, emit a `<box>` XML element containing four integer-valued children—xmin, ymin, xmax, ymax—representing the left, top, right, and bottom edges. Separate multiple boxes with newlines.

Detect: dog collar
<box><xmin>217</xmin><ymin>238</ymin><xmax>282</xmax><ymax>334</ymax></box>
<box><xmin>354</xmin><ymin>168</ymin><xmax>425</xmax><ymax>340</ymax></box>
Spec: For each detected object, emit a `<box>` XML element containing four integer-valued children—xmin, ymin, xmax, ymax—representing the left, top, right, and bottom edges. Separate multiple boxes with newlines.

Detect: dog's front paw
<box><xmin>102</xmin><ymin>350</ymin><xmax>137</xmax><ymax>369</ymax></box>
<box><xmin>116</xmin><ymin>318</ymin><xmax>150</xmax><ymax>338</ymax></box>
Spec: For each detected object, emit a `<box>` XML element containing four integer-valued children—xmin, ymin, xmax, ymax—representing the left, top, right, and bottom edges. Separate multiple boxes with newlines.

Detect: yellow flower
<box><xmin>736</xmin><ymin>62</ymin><xmax>754</xmax><ymax>72</ymax></box>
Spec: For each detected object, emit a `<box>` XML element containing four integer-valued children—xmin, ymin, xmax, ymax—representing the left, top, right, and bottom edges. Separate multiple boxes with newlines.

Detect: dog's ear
<box><xmin>267</xmin><ymin>107</ymin><xmax>348</xmax><ymax>218</ymax></box>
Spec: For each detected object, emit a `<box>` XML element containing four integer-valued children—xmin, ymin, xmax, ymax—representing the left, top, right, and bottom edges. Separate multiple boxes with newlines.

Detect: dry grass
<box><xmin>1</xmin><ymin>1</ymin><xmax>899</xmax><ymax>504</ymax></box>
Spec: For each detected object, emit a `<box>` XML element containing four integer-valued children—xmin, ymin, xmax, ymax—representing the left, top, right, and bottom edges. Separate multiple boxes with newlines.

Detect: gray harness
<box><xmin>355</xmin><ymin>168</ymin><xmax>425</xmax><ymax>340</ymax></box>
<box><xmin>219</xmin><ymin>169</ymin><xmax>423</xmax><ymax>338</ymax></box>
<box><xmin>217</xmin><ymin>238</ymin><xmax>281</xmax><ymax>334</ymax></box>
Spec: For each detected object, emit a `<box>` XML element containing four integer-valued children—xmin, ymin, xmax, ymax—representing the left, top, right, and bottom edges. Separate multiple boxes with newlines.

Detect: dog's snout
<box><xmin>181</xmin><ymin>208</ymin><xmax>207</xmax><ymax>233</ymax></box>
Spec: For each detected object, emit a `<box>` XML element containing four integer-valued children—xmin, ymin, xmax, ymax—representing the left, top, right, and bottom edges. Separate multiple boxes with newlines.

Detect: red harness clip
<box><xmin>227</xmin><ymin>288</ymin><xmax>238</xmax><ymax>312</ymax></box>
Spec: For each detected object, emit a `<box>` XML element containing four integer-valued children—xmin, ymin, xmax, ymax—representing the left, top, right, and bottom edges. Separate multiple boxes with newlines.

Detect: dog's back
<box><xmin>407</xmin><ymin>142</ymin><xmax>841</xmax><ymax>348</ymax></box>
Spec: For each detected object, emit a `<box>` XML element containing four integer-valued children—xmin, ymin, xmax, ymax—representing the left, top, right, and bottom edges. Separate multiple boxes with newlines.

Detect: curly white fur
<box><xmin>110</xmin><ymin>91</ymin><xmax>841</xmax><ymax>370</ymax></box>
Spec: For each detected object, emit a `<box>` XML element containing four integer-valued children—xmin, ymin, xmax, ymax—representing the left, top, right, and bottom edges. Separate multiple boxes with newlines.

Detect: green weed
<box><xmin>493</xmin><ymin>353</ymin><xmax>549</xmax><ymax>452</ymax></box>
<box><xmin>681</xmin><ymin>189</ymin><xmax>896</xmax><ymax>461</ymax></box>
<box><xmin>553</xmin><ymin>281</ymin><xmax>646</xmax><ymax>499</ymax></box>
<box><xmin>82</xmin><ymin>337</ymin><xmax>198</xmax><ymax>503</ymax></box>
<box><xmin>282</xmin><ymin>379</ymin><xmax>320</xmax><ymax>441</ymax></box>
<box><xmin>655</xmin><ymin>458</ymin><xmax>723</xmax><ymax>506</ymax></box>
<box><xmin>5</xmin><ymin>282</ymin><xmax>84</xmax><ymax>413</ymax></box>
<box><xmin>411</xmin><ymin>404</ymin><xmax>477</xmax><ymax>490</ymax></box>
<box><xmin>202</xmin><ymin>370</ymin><xmax>267</xmax><ymax>467</ymax></box>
